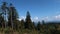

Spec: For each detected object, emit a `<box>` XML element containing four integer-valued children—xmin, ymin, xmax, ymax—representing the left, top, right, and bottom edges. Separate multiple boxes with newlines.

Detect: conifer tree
<box><xmin>37</xmin><ymin>21</ymin><xmax>41</xmax><ymax>30</ymax></box>
<box><xmin>8</xmin><ymin>3</ymin><xmax>19</xmax><ymax>29</ymax></box>
<box><xmin>1</xmin><ymin>2</ymin><xmax>8</xmax><ymax>28</ymax></box>
<box><xmin>20</xmin><ymin>19</ymin><xmax>25</xmax><ymax>29</ymax></box>
<box><xmin>25</xmin><ymin>11</ymin><xmax>33</xmax><ymax>29</ymax></box>
<box><xmin>32</xmin><ymin>22</ymin><xmax>36</xmax><ymax>30</ymax></box>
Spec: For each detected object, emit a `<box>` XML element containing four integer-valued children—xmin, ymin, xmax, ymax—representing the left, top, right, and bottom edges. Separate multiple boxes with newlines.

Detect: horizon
<box><xmin>0</xmin><ymin>0</ymin><xmax>60</xmax><ymax>22</ymax></box>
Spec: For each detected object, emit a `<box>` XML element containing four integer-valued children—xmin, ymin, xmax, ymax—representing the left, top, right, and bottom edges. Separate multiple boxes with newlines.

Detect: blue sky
<box><xmin>0</xmin><ymin>0</ymin><xmax>60</xmax><ymax>22</ymax></box>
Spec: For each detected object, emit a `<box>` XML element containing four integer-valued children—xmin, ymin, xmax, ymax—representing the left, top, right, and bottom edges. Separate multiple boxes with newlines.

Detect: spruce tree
<box><xmin>25</xmin><ymin>11</ymin><xmax>33</xmax><ymax>29</ymax></box>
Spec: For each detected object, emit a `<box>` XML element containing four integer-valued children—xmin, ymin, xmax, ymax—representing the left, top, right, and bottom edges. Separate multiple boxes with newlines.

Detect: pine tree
<box><xmin>8</xmin><ymin>3</ymin><xmax>19</xmax><ymax>29</ymax></box>
<box><xmin>25</xmin><ymin>11</ymin><xmax>33</xmax><ymax>29</ymax></box>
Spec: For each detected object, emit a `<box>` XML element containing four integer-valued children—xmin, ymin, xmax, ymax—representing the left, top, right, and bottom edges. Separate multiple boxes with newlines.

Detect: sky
<box><xmin>0</xmin><ymin>0</ymin><xmax>60</xmax><ymax>22</ymax></box>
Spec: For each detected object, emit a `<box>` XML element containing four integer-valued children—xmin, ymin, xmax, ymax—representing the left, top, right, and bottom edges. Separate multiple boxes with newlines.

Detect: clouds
<box><xmin>42</xmin><ymin>16</ymin><xmax>49</xmax><ymax>21</ymax></box>
<box><xmin>19</xmin><ymin>16</ymin><xmax>26</xmax><ymax>21</ymax></box>
<box><xmin>34</xmin><ymin>16</ymin><xmax>39</xmax><ymax>20</ymax></box>
<box><xmin>54</xmin><ymin>15</ymin><xmax>60</xmax><ymax>20</ymax></box>
<box><xmin>33</xmin><ymin>16</ymin><xmax>39</xmax><ymax>22</ymax></box>
<box><xmin>18</xmin><ymin>14</ymin><xmax>60</xmax><ymax>22</ymax></box>
<box><xmin>42</xmin><ymin>15</ymin><xmax>60</xmax><ymax>21</ymax></box>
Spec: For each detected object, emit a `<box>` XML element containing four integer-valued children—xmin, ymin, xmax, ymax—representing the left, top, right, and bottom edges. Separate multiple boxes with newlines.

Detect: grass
<box><xmin>0</xmin><ymin>28</ymin><xmax>39</xmax><ymax>34</ymax></box>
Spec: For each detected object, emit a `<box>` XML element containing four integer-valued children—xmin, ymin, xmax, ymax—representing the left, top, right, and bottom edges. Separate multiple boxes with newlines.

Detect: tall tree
<box><xmin>25</xmin><ymin>11</ymin><xmax>33</xmax><ymax>29</ymax></box>
<box><xmin>8</xmin><ymin>3</ymin><xmax>19</xmax><ymax>29</ymax></box>
<box><xmin>1</xmin><ymin>2</ymin><xmax>8</xmax><ymax>28</ymax></box>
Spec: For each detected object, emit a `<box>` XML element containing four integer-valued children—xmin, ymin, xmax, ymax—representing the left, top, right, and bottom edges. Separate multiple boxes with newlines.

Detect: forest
<box><xmin>0</xmin><ymin>2</ymin><xmax>60</xmax><ymax>34</ymax></box>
